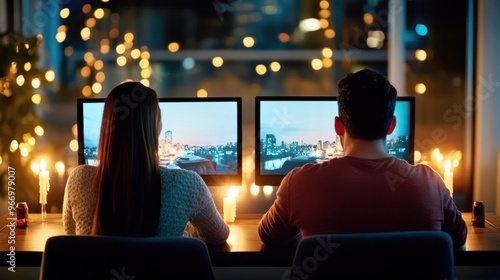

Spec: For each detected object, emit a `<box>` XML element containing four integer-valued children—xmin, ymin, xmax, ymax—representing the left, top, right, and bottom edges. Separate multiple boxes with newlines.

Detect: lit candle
<box><xmin>39</xmin><ymin>159</ymin><xmax>50</xmax><ymax>220</ymax></box>
<box><xmin>223</xmin><ymin>187</ymin><xmax>238</xmax><ymax>223</ymax></box>
<box><xmin>444</xmin><ymin>159</ymin><xmax>453</xmax><ymax>197</ymax></box>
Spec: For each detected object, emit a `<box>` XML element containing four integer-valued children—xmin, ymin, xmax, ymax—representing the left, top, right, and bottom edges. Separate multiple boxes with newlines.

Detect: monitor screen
<box><xmin>77</xmin><ymin>97</ymin><xmax>242</xmax><ymax>186</ymax></box>
<box><xmin>255</xmin><ymin>96</ymin><xmax>415</xmax><ymax>186</ymax></box>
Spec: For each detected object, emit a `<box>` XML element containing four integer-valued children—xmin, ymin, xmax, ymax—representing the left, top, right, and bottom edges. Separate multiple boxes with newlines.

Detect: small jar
<box><xmin>16</xmin><ymin>202</ymin><xmax>29</xmax><ymax>228</ymax></box>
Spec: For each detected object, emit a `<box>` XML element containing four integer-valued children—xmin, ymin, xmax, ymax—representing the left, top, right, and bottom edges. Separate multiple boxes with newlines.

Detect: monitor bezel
<box><xmin>254</xmin><ymin>96</ymin><xmax>415</xmax><ymax>186</ymax></box>
<box><xmin>77</xmin><ymin>97</ymin><xmax>243</xmax><ymax>186</ymax></box>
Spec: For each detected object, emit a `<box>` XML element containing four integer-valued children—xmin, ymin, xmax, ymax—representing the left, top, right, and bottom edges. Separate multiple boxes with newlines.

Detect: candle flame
<box><xmin>40</xmin><ymin>159</ymin><xmax>47</xmax><ymax>172</ymax></box>
<box><xmin>445</xmin><ymin>159</ymin><xmax>451</xmax><ymax>172</ymax></box>
<box><xmin>227</xmin><ymin>186</ymin><xmax>239</xmax><ymax>198</ymax></box>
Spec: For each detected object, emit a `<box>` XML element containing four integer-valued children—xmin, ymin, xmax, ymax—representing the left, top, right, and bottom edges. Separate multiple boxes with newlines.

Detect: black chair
<box><xmin>287</xmin><ymin>231</ymin><xmax>454</xmax><ymax>280</ymax></box>
<box><xmin>39</xmin><ymin>235</ymin><xmax>215</xmax><ymax>280</ymax></box>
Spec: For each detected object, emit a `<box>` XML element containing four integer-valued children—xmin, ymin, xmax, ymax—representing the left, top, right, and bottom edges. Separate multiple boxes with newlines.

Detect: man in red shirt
<box><xmin>258</xmin><ymin>69</ymin><xmax>467</xmax><ymax>249</ymax></box>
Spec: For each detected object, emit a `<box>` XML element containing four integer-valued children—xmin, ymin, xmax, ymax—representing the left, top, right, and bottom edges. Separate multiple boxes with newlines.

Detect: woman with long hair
<box><xmin>63</xmin><ymin>81</ymin><xmax>229</xmax><ymax>244</ymax></box>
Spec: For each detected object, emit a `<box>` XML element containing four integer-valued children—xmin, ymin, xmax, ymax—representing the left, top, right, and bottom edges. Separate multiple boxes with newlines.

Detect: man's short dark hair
<box><xmin>337</xmin><ymin>69</ymin><xmax>397</xmax><ymax>140</ymax></box>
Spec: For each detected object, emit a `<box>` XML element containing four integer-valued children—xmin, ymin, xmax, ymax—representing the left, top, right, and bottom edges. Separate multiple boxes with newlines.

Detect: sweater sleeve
<box><xmin>258</xmin><ymin>172</ymin><xmax>301</xmax><ymax>246</ymax></box>
<box><xmin>439</xmin><ymin>180</ymin><xmax>468</xmax><ymax>249</ymax></box>
<box><xmin>188</xmin><ymin>173</ymin><xmax>230</xmax><ymax>245</ymax></box>
<box><xmin>62</xmin><ymin>171</ymin><xmax>76</xmax><ymax>234</ymax></box>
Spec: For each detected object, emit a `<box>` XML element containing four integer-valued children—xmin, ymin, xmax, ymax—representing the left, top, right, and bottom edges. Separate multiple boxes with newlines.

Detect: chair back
<box><xmin>39</xmin><ymin>235</ymin><xmax>215</xmax><ymax>280</ymax></box>
<box><xmin>288</xmin><ymin>231</ymin><xmax>454</xmax><ymax>280</ymax></box>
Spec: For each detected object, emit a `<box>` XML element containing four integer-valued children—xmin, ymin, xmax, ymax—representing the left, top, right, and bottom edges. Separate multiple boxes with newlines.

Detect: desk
<box><xmin>1</xmin><ymin>213</ymin><xmax>500</xmax><ymax>267</ymax></box>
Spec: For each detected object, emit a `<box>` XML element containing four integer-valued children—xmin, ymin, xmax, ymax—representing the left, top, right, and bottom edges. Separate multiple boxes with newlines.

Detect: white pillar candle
<box><xmin>444</xmin><ymin>160</ymin><xmax>453</xmax><ymax>197</ymax></box>
<box><xmin>223</xmin><ymin>197</ymin><xmax>236</xmax><ymax>223</ymax></box>
<box><xmin>39</xmin><ymin>159</ymin><xmax>50</xmax><ymax>205</ymax></box>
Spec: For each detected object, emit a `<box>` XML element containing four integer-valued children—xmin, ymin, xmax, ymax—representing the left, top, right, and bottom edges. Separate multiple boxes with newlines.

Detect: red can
<box><xmin>16</xmin><ymin>202</ymin><xmax>29</xmax><ymax>228</ymax></box>
<box><xmin>472</xmin><ymin>201</ymin><xmax>485</xmax><ymax>227</ymax></box>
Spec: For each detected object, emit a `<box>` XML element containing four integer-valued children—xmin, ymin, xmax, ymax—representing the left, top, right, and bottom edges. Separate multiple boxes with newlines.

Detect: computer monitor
<box><xmin>255</xmin><ymin>96</ymin><xmax>415</xmax><ymax>186</ymax></box>
<box><xmin>77</xmin><ymin>97</ymin><xmax>242</xmax><ymax>186</ymax></box>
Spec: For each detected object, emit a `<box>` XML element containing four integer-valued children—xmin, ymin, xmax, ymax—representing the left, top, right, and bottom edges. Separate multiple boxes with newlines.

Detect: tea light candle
<box><xmin>444</xmin><ymin>159</ymin><xmax>453</xmax><ymax>197</ymax></box>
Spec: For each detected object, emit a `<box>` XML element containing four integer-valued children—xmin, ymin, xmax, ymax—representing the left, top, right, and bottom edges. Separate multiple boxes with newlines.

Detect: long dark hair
<box><xmin>91</xmin><ymin>81</ymin><xmax>161</xmax><ymax>236</ymax></box>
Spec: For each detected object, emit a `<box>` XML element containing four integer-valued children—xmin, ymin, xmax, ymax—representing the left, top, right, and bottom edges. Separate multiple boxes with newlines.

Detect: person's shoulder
<box><xmin>159</xmin><ymin>166</ymin><xmax>204</xmax><ymax>185</ymax></box>
<box><xmin>69</xmin><ymin>164</ymin><xmax>97</xmax><ymax>177</ymax></box>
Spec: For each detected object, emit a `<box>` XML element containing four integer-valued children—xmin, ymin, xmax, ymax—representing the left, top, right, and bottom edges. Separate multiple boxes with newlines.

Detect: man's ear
<box><xmin>334</xmin><ymin>116</ymin><xmax>344</xmax><ymax>136</ymax></box>
<box><xmin>387</xmin><ymin>116</ymin><xmax>396</xmax><ymax>135</ymax></box>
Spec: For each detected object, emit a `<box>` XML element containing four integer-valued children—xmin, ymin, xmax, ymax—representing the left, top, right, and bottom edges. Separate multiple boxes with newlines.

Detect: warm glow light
<box><xmin>322</xmin><ymin>47</ymin><xmax>333</xmax><ymax>58</ymax></box>
<box><xmin>140</xmin><ymin>50</ymin><xmax>151</xmax><ymax>60</ymax></box>
<box><xmin>445</xmin><ymin>159</ymin><xmax>451</xmax><ymax>172</ymax></box>
<box><xmin>45</xmin><ymin>70</ymin><xmax>55</xmax><ymax>82</ymax></box>
<box><xmin>100</xmin><ymin>44</ymin><xmax>110</xmax><ymax>54</ymax></box>
<box><xmin>433</xmin><ymin>148</ymin><xmax>440</xmax><ymax>158</ymax></box>
<box><xmin>84</xmin><ymin>52</ymin><xmax>95</xmax><ymax>64</ymax></box>
<box><xmin>197</xmin><ymin>89</ymin><xmax>208</xmax><ymax>98</ymax></box>
<box><xmin>116</xmin><ymin>56</ymin><xmax>127</xmax><ymax>66</ymax></box>
<box><xmin>95</xmin><ymin>72</ymin><xmax>106</xmax><ymax>83</ymax></box>
<box><xmin>94</xmin><ymin>8</ymin><xmax>105</xmax><ymax>19</ymax></box>
<box><xmin>415</xmin><ymin>83</ymin><xmax>426</xmax><ymax>94</ymax></box>
<box><xmin>311</xmin><ymin>58</ymin><xmax>323</xmax><ymax>70</ymax></box>
<box><xmin>92</xmin><ymin>83</ymin><xmax>102</xmax><ymax>94</ymax></box>
<box><xmin>60</xmin><ymin>8</ymin><xmax>70</xmax><ymax>19</ymax></box>
<box><xmin>131</xmin><ymin>49</ymin><xmax>141</xmax><ymax>59</ymax></box>
<box><xmin>94</xmin><ymin>60</ymin><xmax>104</xmax><ymax>71</ymax></box>
<box><xmin>322</xmin><ymin>58</ymin><xmax>333</xmax><ymax>68</ymax></box>
<box><xmin>168</xmin><ymin>42</ymin><xmax>180</xmax><ymax>52</ymax></box>
<box><xmin>319</xmin><ymin>0</ymin><xmax>330</xmax><ymax>9</ymax></box>
<box><xmin>20</xmin><ymin>147</ymin><xmax>29</xmax><ymax>157</ymax></box>
<box><xmin>453</xmin><ymin>159</ymin><xmax>460</xmax><ymax>168</ymax></box>
<box><xmin>82</xmin><ymin>85</ymin><xmax>92</xmax><ymax>97</ymax></box>
<box><xmin>318</xmin><ymin>9</ymin><xmax>330</xmax><ymax>18</ymax></box>
<box><xmin>55</xmin><ymin>161</ymin><xmax>65</xmax><ymax>176</ymax></box>
<box><xmin>56</xmin><ymin>32</ymin><xmax>66</xmax><ymax>43</ymax></box>
<box><xmin>0</xmin><ymin>156</ymin><xmax>2</xmax><ymax>165</ymax></box>
<box><xmin>16</xmin><ymin>75</ymin><xmax>25</xmax><ymax>86</ymax></box>
<box><xmin>227</xmin><ymin>187</ymin><xmax>239</xmax><ymax>198</ymax></box>
<box><xmin>324</xmin><ymin>29</ymin><xmax>336</xmax><ymax>38</ymax></box>
<box><xmin>319</xmin><ymin>19</ymin><xmax>329</xmax><ymax>29</ymax></box>
<box><xmin>81</xmin><ymin>66</ymin><xmax>91</xmax><ymax>78</ymax></box>
<box><xmin>64</xmin><ymin>46</ymin><xmax>73</xmax><ymax>56</ymax></box>
<box><xmin>80</xmin><ymin>27</ymin><xmax>91</xmax><ymax>40</ymax></box>
<box><xmin>82</xmin><ymin>4</ymin><xmax>92</xmax><ymax>14</ymax></box>
<box><xmin>28</xmin><ymin>137</ymin><xmax>36</xmax><ymax>146</ymax></box>
<box><xmin>24</xmin><ymin>62</ymin><xmax>32</xmax><ymax>71</ymax></box>
<box><xmin>414</xmin><ymin>150</ymin><xmax>422</xmax><ymax>162</ymax></box>
<box><xmin>270</xmin><ymin>61</ymin><xmax>281</xmax><ymax>72</ymax></box>
<box><xmin>31</xmin><ymin>162</ymin><xmax>40</xmax><ymax>175</ymax></box>
<box><xmin>72</xmin><ymin>124</ymin><xmax>78</xmax><ymax>138</ymax></box>
<box><xmin>40</xmin><ymin>159</ymin><xmax>47</xmax><ymax>172</ymax></box>
<box><xmin>32</xmin><ymin>93</ymin><xmax>42</xmax><ymax>104</ymax></box>
<box><xmin>250</xmin><ymin>184</ymin><xmax>260</xmax><ymax>196</ymax></box>
<box><xmin>364</xmin><ymin>13</ymin><xmax>374</xmax><ymax>25</ymax></box>
<box><xmin>415</xmin><ymin>49</ymin><xmax>427</xmax><ymax>61</ymax></box>
<box><xmin>212</xmin><ymin>56</ymin><xmax>224</xmax><ymax>67</ymax></box>
<box><xmin>70</xmin><ymin>140</ymin><xmax>79</xmax><ymax>152</ymax></box>
<box><xmin>140</xmin><ymin>79</ymin><xmax>150</xmax><ymax>87</ymax></box>
<box><xmin>299</xmin><ymin>18</ymin><xmax>321</xmax><ymax>32</ymax></box>
<box><xmin>278</xmin><ymin>33</ymin><xmax>290</xmax><ymax>42</ymax></box>
<box><xmin>109</xmin><ymin>28</ymin><xmax>119</xmax><ymax>38</ymax></box>
<box><xmin>255</xmin><ymin>64</ymin><xmax>267</xmax><ymax>75</ymax></box>
<box><xmin>86</xmin><ymin>18</ymin><xmax>96</xmax><ymax>28</ymax></box>
<box><xmin>140</xmin><ymin>69</ymin><xmax>151</xmax><ymax>79</ymax></box>
<box><xmin>124</xmin><ymin>33</ymin><xmax>134</xmax><ymax>42</ymax></box>
<box><xmin>10</xmin><ymin>140</ymin><xmax>19</xmax><ymax>152</ymax></box>
<box><xmin>263</xmin><ymin>185</ymin><xmax>274</xmax><ymax>196</ymax></box>
<box><xmin>139</xmin><ymin>59</ymin><xmax>150</xmax><ymax>69</ymax></box>
<box><xmin>116</xmin><ymin>44</ymin><xmax>126</xmax><ymax>54</ymax></box>
<box><xmin>34</xmin><ymin>125</ymin><xmax>44</xmax><ymax>136</ymax></box>
<box><xmin>243</xmin><ymin>37</ymin><xmax>255</xmax><ymax>48</ymax></box>
<box><xmin>31</xmin><ymin>77</ymin><xmax>41</xmax><ymax>89</ymax></box>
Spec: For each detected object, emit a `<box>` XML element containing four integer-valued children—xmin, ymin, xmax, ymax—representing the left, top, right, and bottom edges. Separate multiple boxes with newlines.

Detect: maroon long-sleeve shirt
<box><xmin>258</xmin><ymin>156</ymin><xmax>467</xmax><ymax>248</ymax></box>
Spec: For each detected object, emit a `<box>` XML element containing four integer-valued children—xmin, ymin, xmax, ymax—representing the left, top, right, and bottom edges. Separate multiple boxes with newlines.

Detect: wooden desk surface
<box><xmin>1</xmin><ymin>212</ymin><xmax>500</xmax><ymax>266</ymax></box>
